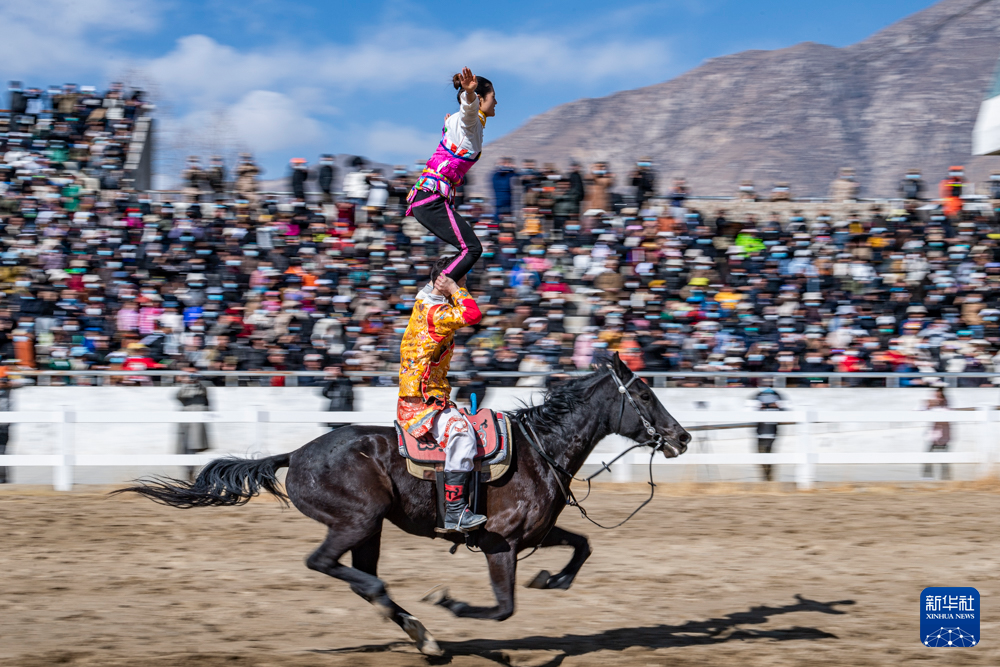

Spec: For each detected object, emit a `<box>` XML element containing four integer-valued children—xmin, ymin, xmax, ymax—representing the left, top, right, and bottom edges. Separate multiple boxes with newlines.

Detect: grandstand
<box><xmin>2</xmin><ymin>76</ymin><xmax>1000</xmax><ymax>489</ymax></box>
<box><xmin>1</xmin><ymin>80</ymin><xmax>999</xmax><ymax>386</ymax></box>
<box><xmin>3</xmin><ymin>82</ymin><xmax>154</xmax><ymax>191</ymax></box>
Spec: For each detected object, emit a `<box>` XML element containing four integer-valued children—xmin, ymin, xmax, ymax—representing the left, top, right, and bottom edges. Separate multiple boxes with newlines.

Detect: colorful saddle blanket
<box><xmin>395</xmin><ymin>407</ymin><xmax>510</xmax><ymax>465</ymax></box>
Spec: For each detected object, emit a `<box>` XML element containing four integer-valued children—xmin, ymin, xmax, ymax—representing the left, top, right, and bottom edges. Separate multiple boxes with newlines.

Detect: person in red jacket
<box><xmin>123</xmin><ymin>342</ymin><xmax>160</xmax><ymax>371</ymax></box>
<box><xmin>940</xmin><ymin>166</ymin><xmax>965</xmax><ymax>219</ymax></box>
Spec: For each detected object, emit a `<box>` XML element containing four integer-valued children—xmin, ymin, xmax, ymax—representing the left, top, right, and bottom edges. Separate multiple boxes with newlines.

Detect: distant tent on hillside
<box><xmin>973</xmin><ymin>57</ymin><xmax>1000</xmax><ymax>156</ymax></box>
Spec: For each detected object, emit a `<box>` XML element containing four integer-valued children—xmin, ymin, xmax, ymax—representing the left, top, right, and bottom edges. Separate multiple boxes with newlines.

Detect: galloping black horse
<box><xmin>117</xmin><ymin>353</ymin><xmax>690</xmax><ymax>655</ymax></box>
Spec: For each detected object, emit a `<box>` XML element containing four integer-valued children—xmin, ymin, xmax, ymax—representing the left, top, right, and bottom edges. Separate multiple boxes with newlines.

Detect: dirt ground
<box><xmin>1</xmin><ymin>483</ymin><xmax>998</xmax><ymax>666</ymax></box>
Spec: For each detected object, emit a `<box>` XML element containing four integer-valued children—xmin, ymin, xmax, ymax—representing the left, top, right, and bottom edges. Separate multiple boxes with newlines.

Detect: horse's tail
<box><xmin>111</xmin><ymin>453</ymin><xmax>291</xmax><ymax>508</ymax></box>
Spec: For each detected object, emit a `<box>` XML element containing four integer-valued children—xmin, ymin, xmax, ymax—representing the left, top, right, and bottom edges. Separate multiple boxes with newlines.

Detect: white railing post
<box><xmin>1</xmin><ymin>406</ymin><xmax>996</xmax><ymax>485</ymax></box>
<box><xmin>979</xmin><ymin>407</ymin><xmax>997</xmax><ymax>480</ymax></box>
<box><xmin>255</xmin><ymin>407</ymin><xmax>268</xmax><ymax>455</ymax></box>
<box><xmin>612</xmin><ymin>441</ymin><xmax>633</xmax><ymax>483</ymax></box>
<box><xmin>992</xmin><ymin>408</ymin><xmax>999</xmax><ymax>479</ymax></box>
<box><xmin>795</xmin><ymin>411</ymin><xmax>816</xmax><ymax>490</ymax></box>
<box><xmin>54</xmin><ymin>408</ymin><xmax>75</xmax><ymax>491</ymax></box>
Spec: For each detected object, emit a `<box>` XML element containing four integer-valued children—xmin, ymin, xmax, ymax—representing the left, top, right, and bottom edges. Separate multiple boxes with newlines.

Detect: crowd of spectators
<box><xmin>4</xmin><ymin>81</ymin><xmax>149</xmax><ymax>194</ymax></box>
<box><xmin>3</xmin><ymin>87</ymin><xmax>1000</xmax><ymax>386</ymax></box>
<box><xmin>481</xmin><ymin>159</ymin><xmax>1000</xmax><ymax>387</ymax></box>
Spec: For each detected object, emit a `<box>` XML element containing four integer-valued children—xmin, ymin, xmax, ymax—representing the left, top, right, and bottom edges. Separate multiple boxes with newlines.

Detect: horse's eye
<box><xmin>641</xmin><ymin>393</ymin><xmax>651</xmax><ymax>402</ymax></box>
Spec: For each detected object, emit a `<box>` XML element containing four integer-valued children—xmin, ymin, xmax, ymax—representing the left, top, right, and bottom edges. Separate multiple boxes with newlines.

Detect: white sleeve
<box><xmin>459</xmin><ymin>89</ymin><xmax>481</xmax><ymax>134</ymax></box>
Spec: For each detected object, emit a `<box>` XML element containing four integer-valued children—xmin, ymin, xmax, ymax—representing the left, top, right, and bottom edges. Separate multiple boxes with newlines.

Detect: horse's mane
<box><xmin>510</xmin><ymin>364</ymin><xmax>611</xmax><ymax>441</ymax></box>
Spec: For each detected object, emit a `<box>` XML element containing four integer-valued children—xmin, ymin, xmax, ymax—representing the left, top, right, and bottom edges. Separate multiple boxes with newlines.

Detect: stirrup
<box><xmin>444</xmin><ymin>508</ymin><xmax>487</xmax><ymax>533</ymax></box>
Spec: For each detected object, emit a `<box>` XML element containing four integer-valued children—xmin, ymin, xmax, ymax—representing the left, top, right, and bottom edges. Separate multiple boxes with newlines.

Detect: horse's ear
<box><xmin>611</xmin><ymin>351</ymin><xmax>625</xmax><ymax>372</ymax></box>
<box><xmin>611</xmin><ymin>351</ymin><xmax>635</xmax><ymax>378</ymax></box>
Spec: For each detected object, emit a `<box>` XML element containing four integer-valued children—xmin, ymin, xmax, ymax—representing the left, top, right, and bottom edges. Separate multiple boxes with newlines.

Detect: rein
<box><xmin>513</xmin><ymin>364</ymin><xmax>677</xmax><ymax>530</ymax></box>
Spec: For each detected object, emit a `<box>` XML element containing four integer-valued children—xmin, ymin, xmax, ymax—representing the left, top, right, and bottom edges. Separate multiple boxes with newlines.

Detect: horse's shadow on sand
<box><xmin>314</xmin><ymin>594</ymin><xmax>855</xmax><ymax>665</ymax></box>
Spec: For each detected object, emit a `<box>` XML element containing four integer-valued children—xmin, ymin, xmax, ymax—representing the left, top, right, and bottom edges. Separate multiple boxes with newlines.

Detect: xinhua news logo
<box><xmin>921</xmin><ymin>587</ymin><xmax>980</xmax><ymax>648</ymax></box>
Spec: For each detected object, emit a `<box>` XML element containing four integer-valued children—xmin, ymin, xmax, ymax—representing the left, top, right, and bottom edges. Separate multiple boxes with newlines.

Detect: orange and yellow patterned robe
<box><xmin>397</xmin><ymin>285</ymin><xmax>482</xmax><ymax>437</ymax></box>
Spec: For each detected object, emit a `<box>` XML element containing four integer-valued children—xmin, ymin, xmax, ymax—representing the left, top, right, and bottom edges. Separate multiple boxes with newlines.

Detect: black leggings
<box><xmin>410</xmin><ymin>190</ymin><xmax>483</xmax><ymax>281</ymax></box>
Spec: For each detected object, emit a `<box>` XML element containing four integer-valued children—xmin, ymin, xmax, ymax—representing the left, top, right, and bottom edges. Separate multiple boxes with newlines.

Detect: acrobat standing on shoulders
<box><xmin>405</xmin><ymin>66</ymin><xmax>497</xmax><ymax>282</ymax></box>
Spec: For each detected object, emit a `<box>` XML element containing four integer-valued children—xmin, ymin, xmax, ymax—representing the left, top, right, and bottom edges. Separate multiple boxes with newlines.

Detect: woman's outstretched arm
<box><xmin>457</xmin><ymin>66</ymin><xmax>481</xmax><ymax>131</ymax></box>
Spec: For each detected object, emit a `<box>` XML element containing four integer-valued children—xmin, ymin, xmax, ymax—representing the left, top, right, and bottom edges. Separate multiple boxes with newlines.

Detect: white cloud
<box><xmin>0</xmin><ymin>0</ymin><xmax>157</xmax><ymax>75</ymax></box>
<box><xmin>365</xmin><ymin>122</ymin><xmax>440</xmax><ymax>163</ymax></box>
<box><xmin>137</xmin><ymin>24</ymin><xmax>671</xmax><ymax>163</ymax></box>
<box><xmin>144</xmin><ymin>35</ymin><xmax>298</xmax><ymax>103</ymax></box>
<box><xmin>229</xmin><ymin>90</ymin><xmax>323</xmax><ymax>152</ymax></box>
<box><xmin>142</xmin><ymin>25</ymin><xmax>672</xmax><ymax>101</ymax></box>
<box><xmin>162</xmin><ymin>90</ymin><xmax>323</xmax><ymax>157</ymax></box>
<box><xmin>0</xmin><ymin>7</ymin><xmax>673</xmax><ymax>167</ymax></box>
<box><xmin>304</xmin><ymin>25</ymin><xmax>669</xmax><ymax>89</ymax></box>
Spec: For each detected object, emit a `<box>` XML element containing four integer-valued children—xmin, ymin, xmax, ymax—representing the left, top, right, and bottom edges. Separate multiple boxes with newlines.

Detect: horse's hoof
<box><xmin>401</xmin><ymin>614</ymin><xmax>443</xmax><ymax>657</ymax></box>
<box><xmin>526</xmin><ymin>570</ymin><xmax>551</xmax><ymax>589</ymax></box>
<box><xmin>420</xmin><ymin>585</ymin><xmax>448</xmax><ymax>604</ymax></box>
<box><xmin>419</xmin><ymin>637</ymin><xmax>443</xmax><ymax>657</ymax></box>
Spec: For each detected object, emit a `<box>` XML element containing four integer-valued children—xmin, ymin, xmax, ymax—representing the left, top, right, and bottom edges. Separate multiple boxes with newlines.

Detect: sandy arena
<box><xmin>1</xmin><ymin>484</ymin><xmax>997</xmax><ymax>666</ymax></box>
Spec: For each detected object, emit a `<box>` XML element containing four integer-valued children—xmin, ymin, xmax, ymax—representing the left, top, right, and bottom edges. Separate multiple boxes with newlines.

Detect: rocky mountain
<box><xmin>485</xmin><ymin>0</ymin><xmax>1000</xmax><ymax>198</ymax></box>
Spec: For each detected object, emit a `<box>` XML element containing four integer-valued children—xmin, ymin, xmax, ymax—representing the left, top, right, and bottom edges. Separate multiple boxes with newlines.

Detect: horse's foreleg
<box><xmin>308</xmin><ymin>528</ymin><xmax>442</xmax><ymax>656</ymax></box>
<box><xmin>350</xmin><ymin>530</ymin><xmax>382</xmax><ymax>577</ymax></box>
<box><xmin>525</xmin><ymin>526</ymin><xmax>592</xmax><ymax>590</ymax></box>
<box><xmin>435</xmin><ymin>541</ymin><xmax>516</xmax><ymax>621</ymax></box>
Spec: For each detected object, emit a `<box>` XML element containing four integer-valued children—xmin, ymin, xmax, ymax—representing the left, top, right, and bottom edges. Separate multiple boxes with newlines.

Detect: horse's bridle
<box><xmin>606</xmin><ymin>364</ymin><xmax>680</xmax><ymax>458</ymax></box>
<box><xmin>512</xmin><ymin>363</ymin><xmax>681</xmax><ymax>531</ymax></box>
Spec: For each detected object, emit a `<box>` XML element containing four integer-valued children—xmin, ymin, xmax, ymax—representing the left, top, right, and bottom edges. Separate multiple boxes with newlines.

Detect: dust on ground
<box><xmin>1</xmin><ymin>484</ymin><xmax>997</xmax><ymax>666</ymax></box>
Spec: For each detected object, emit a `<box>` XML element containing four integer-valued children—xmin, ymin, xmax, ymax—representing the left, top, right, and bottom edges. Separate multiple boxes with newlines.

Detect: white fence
<box><xmin>0</xmin><ymin>408</ymin><xmax>996</xmax><ymax>491</ymax></box>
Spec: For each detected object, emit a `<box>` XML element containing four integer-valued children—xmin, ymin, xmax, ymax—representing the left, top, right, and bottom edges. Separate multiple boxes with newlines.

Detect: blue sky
<box><xmin>2</xmin><ymin>0</ymin><xmax>940</xmax><ymax>182</ymax></box>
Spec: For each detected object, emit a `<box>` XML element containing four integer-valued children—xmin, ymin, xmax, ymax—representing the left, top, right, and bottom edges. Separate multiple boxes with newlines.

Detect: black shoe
<box><xmin>443</xmin><ymin>471</ymin><xmax>487</xmax><ymax>533</ymax></box>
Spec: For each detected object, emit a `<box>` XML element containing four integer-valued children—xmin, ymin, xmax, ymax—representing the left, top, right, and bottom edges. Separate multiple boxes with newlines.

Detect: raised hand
<box><xmin>459</xmin><ymin>67</ymin><xmax>477</xmax><ymax>94</ymax></box>
<box><xmin>434</xmin><ymin>274</ymin><xmax>460</xmax><ymax>298</ymax></box>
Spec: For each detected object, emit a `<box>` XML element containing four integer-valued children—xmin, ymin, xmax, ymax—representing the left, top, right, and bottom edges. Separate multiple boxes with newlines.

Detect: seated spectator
<box><xmin>0</xmin><ymin>101</ymin><xmax>998</xmax><ymax>389</ymax></box>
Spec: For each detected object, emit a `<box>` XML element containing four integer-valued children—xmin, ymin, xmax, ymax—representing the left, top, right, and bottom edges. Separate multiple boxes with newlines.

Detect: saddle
<box><xmin>395</xmin><ymin>407</ymin><xmax>512</xmax><ymax>483</ymax></box>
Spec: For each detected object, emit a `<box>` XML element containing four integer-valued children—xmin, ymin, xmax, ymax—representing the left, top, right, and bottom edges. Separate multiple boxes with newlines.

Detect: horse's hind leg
<box><xmin>434</xmin><ymin>538</ymin><xmax>516</xmax><ymax>621</ymax></box>
<box><xmin>525</xmin><ymin>526</ymin><xmax>592</xmax><ymax>590</ymax></box>
<box><xmin>307</xmin><ymin>528</ymin><xmax>442</xmax><ymax>656</ymax></box>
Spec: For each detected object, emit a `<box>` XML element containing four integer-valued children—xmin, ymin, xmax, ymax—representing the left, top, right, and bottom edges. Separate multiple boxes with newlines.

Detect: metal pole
<box><xmin>54</xmin><ymin>407</ymin><xmax>75</xmax><ymax>492</ymax></box>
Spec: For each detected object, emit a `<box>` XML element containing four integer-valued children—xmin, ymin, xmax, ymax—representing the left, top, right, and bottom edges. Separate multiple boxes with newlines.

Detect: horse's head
<box><xmin>602</xmin><ymin>352</ymin><xmax>690</xmax><ymax>458</ymax></box>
